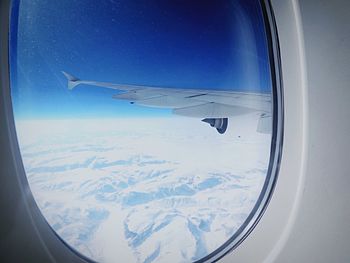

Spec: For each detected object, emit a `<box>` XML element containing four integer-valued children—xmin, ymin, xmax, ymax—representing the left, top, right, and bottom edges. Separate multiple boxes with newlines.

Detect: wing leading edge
<box><xmin>62</xmin><ymin>71</ymin><xmax>272</xmax><ymax>134</ymax></box>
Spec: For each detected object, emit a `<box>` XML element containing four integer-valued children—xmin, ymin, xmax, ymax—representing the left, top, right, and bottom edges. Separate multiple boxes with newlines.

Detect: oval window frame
<box><xmin>2</xmin><ymin>0</ymin><xmax>284</xmax><ymax>262</ymax></box>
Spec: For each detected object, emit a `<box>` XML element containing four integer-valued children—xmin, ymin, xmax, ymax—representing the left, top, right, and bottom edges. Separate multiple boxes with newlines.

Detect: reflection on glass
<box><xmin>11</xmin><ymin>0</ymin><xmax>273</xmax><ymax>262</ymax></box>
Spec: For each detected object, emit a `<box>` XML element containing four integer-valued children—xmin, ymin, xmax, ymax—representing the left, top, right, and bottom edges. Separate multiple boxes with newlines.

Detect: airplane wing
<box><xmin>62</xmin><ymin>71</ymin><xmax>272</xmax><ymax>134</ymax></box>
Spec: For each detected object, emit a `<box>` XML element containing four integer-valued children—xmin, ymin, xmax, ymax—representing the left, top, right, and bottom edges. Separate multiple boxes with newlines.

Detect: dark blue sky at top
<box><xmin>10</xmin><ymin>0</ymin><xmax>271</xmax><ymax>119</ymax></box>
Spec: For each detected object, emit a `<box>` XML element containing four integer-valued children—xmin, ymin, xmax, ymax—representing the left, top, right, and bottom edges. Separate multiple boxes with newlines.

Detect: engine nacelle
<box><xmin>202</xmin><ymin>118</ymin><xmax>228</xmax><ymax>134</ymax></box>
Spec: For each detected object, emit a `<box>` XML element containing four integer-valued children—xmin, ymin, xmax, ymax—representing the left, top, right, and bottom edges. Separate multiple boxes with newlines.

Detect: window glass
<box><xmin>10</xmin><ymin>0</ymin><xmax>276</xmax><ymax>262</ymax></box>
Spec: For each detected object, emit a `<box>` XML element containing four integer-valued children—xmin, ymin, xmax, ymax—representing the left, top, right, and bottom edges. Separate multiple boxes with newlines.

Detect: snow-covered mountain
<box><xmin>15</xmin><ymin>115</ymin><xmax>271</xmax><ymax>263</ymax></box>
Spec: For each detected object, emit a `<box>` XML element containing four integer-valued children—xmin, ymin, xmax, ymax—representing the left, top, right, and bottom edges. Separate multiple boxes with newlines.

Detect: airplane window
<box><xmin>10</xmin><ymin>0</ymin><xmax>281</xmax><ymax>262</ymax></box>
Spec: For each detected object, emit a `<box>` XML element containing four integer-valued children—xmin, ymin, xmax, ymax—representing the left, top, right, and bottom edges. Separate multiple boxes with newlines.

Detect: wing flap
<box><xmin>135</xmin><ymin>96</ymin><xmax>206</xmax><ymax>108</ymax></box>
<box><xmin>194</xmin><ymin>94</ymin><xmax>271</xmax><ymax>112</ymax></box>
<box><xmin>173</xmin><ymin>103</ymin><xmax>255</xmax><ymax>118</ymax></box>
<box><xmin>112</xmin><ymin>90</ymin><xmax>162</xmax><ymax>101</ymax></box>
<box><xmin>257</xmin><ymin>113</ymin><xmax>272</xmax><ymax>134</ymax></box>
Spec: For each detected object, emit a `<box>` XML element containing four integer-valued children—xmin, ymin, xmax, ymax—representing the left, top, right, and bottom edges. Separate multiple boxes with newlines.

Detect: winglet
<box><xmin>62</xmin><ymin>71</ymin><xmax>81</xmax><ymax>90</ymax></box>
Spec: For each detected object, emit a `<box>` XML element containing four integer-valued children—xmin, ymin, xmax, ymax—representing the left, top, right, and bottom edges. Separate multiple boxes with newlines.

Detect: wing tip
<box><xmin>62</xmin><ymin>71</ymin><xmax>81</xmax><ymax>90</ymax></box>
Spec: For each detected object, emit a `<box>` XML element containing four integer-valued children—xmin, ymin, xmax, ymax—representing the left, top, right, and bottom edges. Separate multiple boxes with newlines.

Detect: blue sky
<box><xmin>10</xmin><ymin>0</ymin><xmax>271</xmax><ymax>119</ymax></box>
